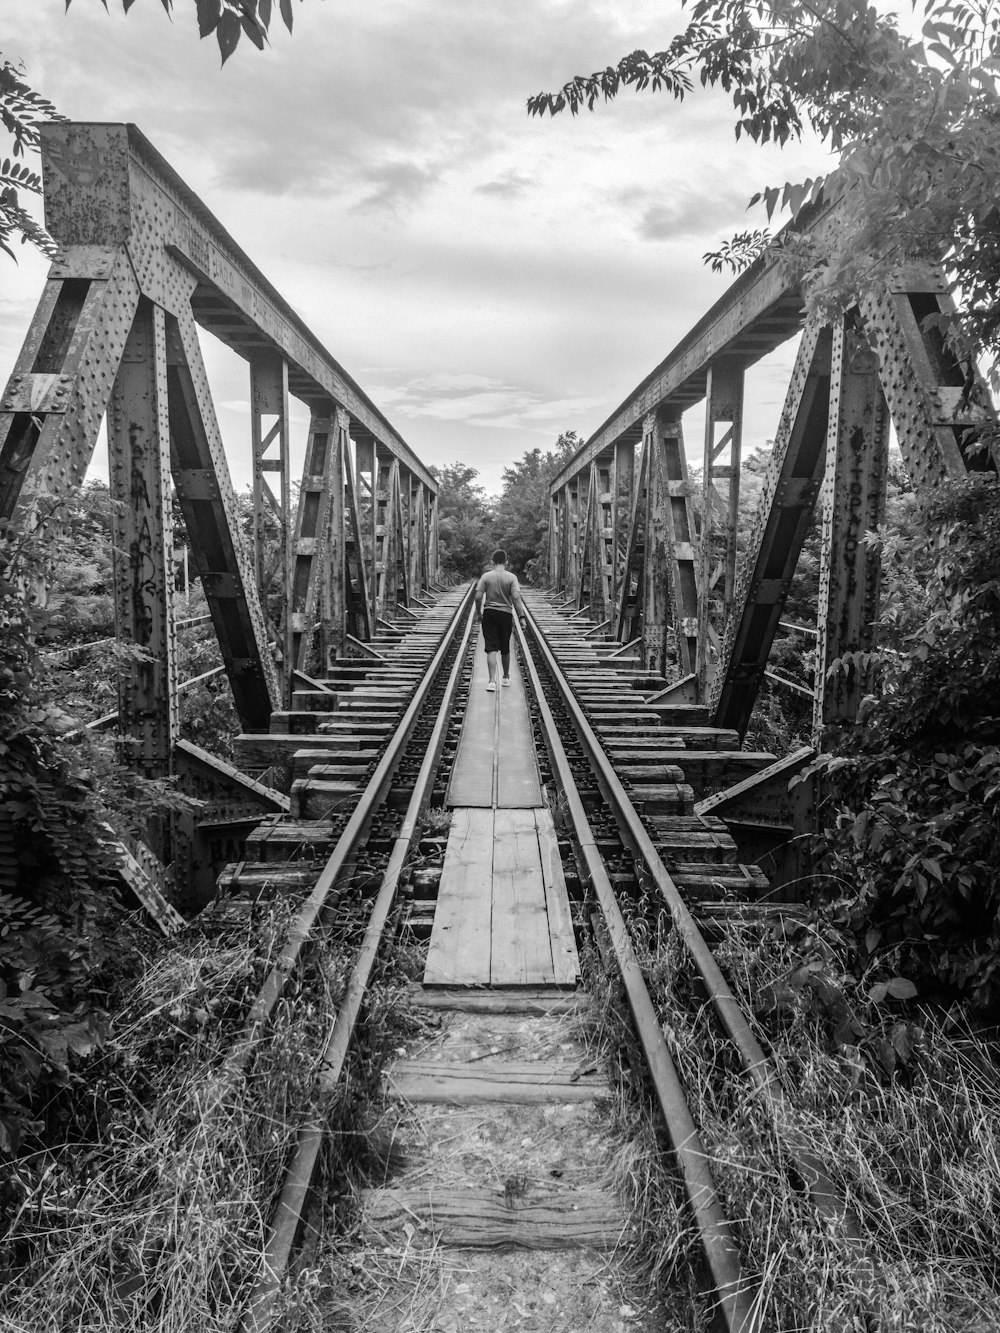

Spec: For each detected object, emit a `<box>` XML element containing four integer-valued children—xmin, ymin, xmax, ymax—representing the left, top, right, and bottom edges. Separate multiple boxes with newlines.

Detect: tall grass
<box><xmin>594</xmin><ymin>913</ymin><xmax>1000</xmax><ymax>1332</ymax></box>
<box><xmin>0</xmin><ymin>902</ymin><xmax>345</xmax><ymax>1332</ymax></box>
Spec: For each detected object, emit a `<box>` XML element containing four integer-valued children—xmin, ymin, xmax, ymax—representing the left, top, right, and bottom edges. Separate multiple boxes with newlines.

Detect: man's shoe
<box><xmin>501</xmin><ymin>677</ymin><xmax>511</xmax><ymax>687</ymax></box>
<box><xmin>485</xmin><ymin>681</ymin><xmax>496</xmax><ymax>692</ymax></box>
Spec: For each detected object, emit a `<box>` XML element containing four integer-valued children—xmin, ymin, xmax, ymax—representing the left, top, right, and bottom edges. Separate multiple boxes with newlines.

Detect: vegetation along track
<box><xmin>8</xmin><ymin>583</ymin><xmax>889</xmax><ymax>1331</ymax></box>
<box><xmin>217</xmin><ymin>585</ymin><xmax>873</xmax><ymax>1331</ymax></box>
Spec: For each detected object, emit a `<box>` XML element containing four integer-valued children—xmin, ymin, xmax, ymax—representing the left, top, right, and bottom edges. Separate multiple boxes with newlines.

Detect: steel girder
<box><xmin>813</xmin><ymin>317</ymin><xmax>890</xmax><ymax>733</ymax></box>
<box><xmin>107</xmin><ymin>297</ymin><xmax>178</xmax><ymax>777</ymax></box>
<box><xmin>250</xmin><ymin>352</ymin><xmax>293</xmax><ymax>695</ymax></box>
<box><xmin>710</xmin><ymin>325</ymin><xmax>832</xmax><ymax>733</ymax></box>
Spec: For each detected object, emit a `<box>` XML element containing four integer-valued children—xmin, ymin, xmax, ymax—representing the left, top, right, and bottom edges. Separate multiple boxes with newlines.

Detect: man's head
<box><xmin>492</xmin><ymin>548</ymin><xmax>507</xmax><ymax>566</ymax></box>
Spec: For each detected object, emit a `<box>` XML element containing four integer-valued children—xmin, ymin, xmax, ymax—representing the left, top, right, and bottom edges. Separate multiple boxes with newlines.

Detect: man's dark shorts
<box><xmin>481</xmin><ymin>608</ymin><xmax>513</xmax><ymax>654</ymax></box>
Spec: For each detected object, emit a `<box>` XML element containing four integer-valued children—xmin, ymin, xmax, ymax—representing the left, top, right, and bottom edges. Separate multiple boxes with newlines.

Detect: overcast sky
<box><xmin>0</xmin><ymin>0</ymin><xmax>828</xmax><ymax>496</ymax></box>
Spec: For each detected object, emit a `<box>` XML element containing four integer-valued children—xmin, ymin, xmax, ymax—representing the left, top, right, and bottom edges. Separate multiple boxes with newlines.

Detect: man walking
<box><xmin>475</xmin><ymin>549</ymin><xmax>527</xmax><ymax>692</ymax></box>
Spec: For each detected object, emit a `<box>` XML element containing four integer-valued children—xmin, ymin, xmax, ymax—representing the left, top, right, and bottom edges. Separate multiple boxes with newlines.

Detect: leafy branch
<box><xmin>528</xmin><ymin>0</ymin><xmax>1000</xmax><ymax>380</ymax></box>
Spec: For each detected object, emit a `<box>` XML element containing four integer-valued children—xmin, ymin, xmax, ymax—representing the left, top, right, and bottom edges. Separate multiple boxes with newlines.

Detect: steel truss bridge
<box><xmin>3</xmin><ymin>121</ymin><xmax>999</xmax><ymax>1333</ymax></box>
<box><xmin>1</xmin><ymin>121</ymin><xmax>996</xmax><ymax>900</ymax></box>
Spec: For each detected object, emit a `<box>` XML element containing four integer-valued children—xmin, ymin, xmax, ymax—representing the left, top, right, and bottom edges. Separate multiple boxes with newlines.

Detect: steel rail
<box><xmin>523</xmin><ymin>599</ymin><xmax>872</xmax><ymax>1263</ymax></box>
<box><xmin>239</xmin><ymin>596</ymin><xmax>479</xmax><ymax>1332</ymax></box>
<box><xmin>213</xmin><ymin>584</ymin><xmax>476</xmax><ymax>1096</ymax></box>
<box><xmin>514</xmin><ymin>616</ymin><xmax>763</xmax><ymax>1333</ymax></box>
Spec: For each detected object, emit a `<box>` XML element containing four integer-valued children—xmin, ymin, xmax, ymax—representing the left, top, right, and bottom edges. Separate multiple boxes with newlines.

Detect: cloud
<box><xmin>475</xmin><ymin>169</ymin><xmax>534</xmax><ymax>199</ymax></box>
<box><xmin>369</xmin><ymin>372</ymin><xmax>604</xmax><ymax>432</ymax></box>
<box><xmin>351</xmin><ymin>161</ymin><xmax>440</xmax><ymax>214</ymax></box>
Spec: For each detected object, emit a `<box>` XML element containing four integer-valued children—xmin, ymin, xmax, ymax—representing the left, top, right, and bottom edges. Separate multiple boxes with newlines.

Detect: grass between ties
<box><xmin>595</xmin><ymin>909</ymin><xmax>1000</xmax><ymax>1332</ymax></box>
<box><xmin>0</xmin><ymin>883</ymin><xmax>408</xmax><ymax>1333</ymax></box>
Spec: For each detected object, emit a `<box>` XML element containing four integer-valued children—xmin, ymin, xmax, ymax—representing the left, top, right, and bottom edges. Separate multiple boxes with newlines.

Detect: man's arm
<box><xmin>474</xmin><ymin>574</ymin><xmax>486</xmax><ymax>617</ymax></box>
<box><xmin>511</xmin><ymin>577</ymin><xmax>527</xmax><ymax>624</ymax></box>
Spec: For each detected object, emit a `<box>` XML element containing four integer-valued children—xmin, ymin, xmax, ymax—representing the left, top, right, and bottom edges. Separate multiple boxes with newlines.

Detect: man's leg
<box><xmin>487</xmin><ymin>649</ymin><xmax>498</xmax><ymax>684</ymax></box>
<box><xmin>501</xmin><ymin>651</ymin><xmax>510</xmax><ymax>681</ymax></box>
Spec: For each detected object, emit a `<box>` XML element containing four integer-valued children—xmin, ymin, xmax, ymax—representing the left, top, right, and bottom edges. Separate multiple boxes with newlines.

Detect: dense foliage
<box><xmin>804</xmin><ymin>476</ymin><xmax>1000</xmax><ymax>1016</ymax></box>
<box><xmin>0</xmin><ymin>541</ymin><xmax>135</xmax><ymax>1177</ymax></box>
<box><xmin>493</xmin><ymin>433</ymin><xmax>580</xmax><ymax>580</ymax></box>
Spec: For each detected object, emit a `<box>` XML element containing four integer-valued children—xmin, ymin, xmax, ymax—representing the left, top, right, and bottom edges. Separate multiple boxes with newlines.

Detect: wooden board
<box><xmin>387</xmin><ymin>1058</ymin><xmax>608</xmax><ymax>1104</ymax></box>
<box><xmin>491</xmin><ymin>809</ymin><xmax>553</xmax><ymax>986</ymax></box>
<box><xmin>423</xmin><ymin>807</ymin><xmax>582</xmax><ymax>990</ymax></box>
<box><xmin>496</xmin><ymin>658</ymin><xmax>543</xmax><ymax>808</ymax></box>
<box><xmin>364</xmin><ymin>1187</ymin><xmax>628</xmax><ymax>1249</ymax></box>
<box><xmin>534</xmin><ymin>809</ymin><xmax>580</xmax><ymax>987</ymax></box>
<box><xmin>407</xmin><ymin>985</ymin><xmax>586</xmax><ymax>1015</ymax></box>
<box><xmin>422</xmin><ymin>808</ymin><xmax>493</xmax><ymax>985</ymax></box>
<box><xmin>446</xmin><ymin>637</ymin><xmax>497</xmax><ymax>806</ymax></box>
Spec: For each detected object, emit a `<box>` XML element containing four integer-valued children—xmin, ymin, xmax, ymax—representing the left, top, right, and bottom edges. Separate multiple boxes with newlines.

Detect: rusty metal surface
<box><xmin>38</xmin><ymin>122</ymin><xmax>437</xmax><ymax>496</ymax></box>
<box><xmin>814</xmin><ymin>318</ymin><xmax>890</xmax><ymax>731</ymax></box>
<box><xmin>107</xmin><ymin>298</ymin><xmax>178</xmax><ymax>776</ymax></box>
<box><xmin>166</xmin><ymin>310</ymin><xmax>279</xmax><ymax>728</ymax></box>
<box><xmin>710</xmin><ymin>324</ymin><xmax>832</xmax><ymax>733</ymax></box>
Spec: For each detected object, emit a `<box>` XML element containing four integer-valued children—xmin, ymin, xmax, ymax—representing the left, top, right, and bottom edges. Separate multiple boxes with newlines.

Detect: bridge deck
<box><xmin>426</xmin><ymin>637</ymin><xmax>578</xmax><ymax>989</ymax></box>
<box><xmin>446</xmin><ymin>633</ymin><xmax>542</xmax><ymax>808</ymax></box>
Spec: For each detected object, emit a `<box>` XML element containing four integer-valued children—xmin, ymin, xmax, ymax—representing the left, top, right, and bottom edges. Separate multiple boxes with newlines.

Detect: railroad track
<box><xmin>172</xmin><ymin>584</ymin><xmax>864</xmax><ymax>1333</ymax></box>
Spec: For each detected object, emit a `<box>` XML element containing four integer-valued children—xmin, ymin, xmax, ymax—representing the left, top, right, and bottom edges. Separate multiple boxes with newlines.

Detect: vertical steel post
<box><xmin>612</xmin><ymin>439</ymin><xmax>634</xmax><ymax>632</ymax></box>
<box><xmin>319</xmin><ymin>407</ymin><xmax>349</xmax><ymax>669</ymax></box>
<box><xmin>641</xmin><ymin>412</ymin><xmax>671</xmax><ymax>675</ymax></box>
<box><xmin>814</xmin><ymin>316</ymin><xmax>890</xmax><ymax>735</ymax></box>
<box><xmin>250</xmin><ymin>352</ymin><xmax>292</xmax><ymax>700</ymax></box>
<box><xmin>566</xmin><ymin>478</ymin><xmax>579</xmax><ymax>601</ymax></box>
<box><xmin>107</xmin><ymin>298</ymin><xmax>177</xmax><ymax>778</ymax></box>
<box><xmin>697</xmin><ymin>359</ymin><xmax>745</xmax><ymax>698</ymax></box>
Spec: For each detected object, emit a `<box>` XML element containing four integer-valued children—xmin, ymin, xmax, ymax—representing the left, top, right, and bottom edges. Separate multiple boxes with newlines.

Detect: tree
<box><xmin>529</xmin><ymin>0</ymin><xmax>1000</xmax><ymax>386</ymax></box>
<box><xmin>430</xmin><ymin>463</ymin><xmax>495</xmax><ymax>579</ymax></box>
<box><xmin>2</xmin><ymin>1</ymin><xmax>305</xmax><ymax>260</ymax></box>
<box><xmin>492</xmin><ymin>432</ymin><xmax>581</xmax><ymax>580</ymax></box>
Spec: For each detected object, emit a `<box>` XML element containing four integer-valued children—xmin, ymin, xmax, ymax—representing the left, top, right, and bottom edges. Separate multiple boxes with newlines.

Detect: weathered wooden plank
<box><xmin>496</xmin><ymin>663</ymin><xmax>543</xmax><ymax>808</ymax></box>
<box><xmin>534</xmin><ymin>808</ymin><xmax>580</xmax><ymax>987</ymax></box>
<box><xmin>407</xmin><ymin>985</ymin><xmax>584</xmax><ymax>1014</ymax></box>
<box><xmin>388</xmin><ymin>1058</ymin><xmax>608</xmax><ymax>1104</ymax></box>
<box><xmin>446</xmin><ymin>637</ymin><xmax>497</xmax><ymax>807</ymax></box>
<box><xmin>364</xmin><ymin>1187</ymin><xmax>628</xmax><ymax>1249</ymax></box>
<box><xmin>423</xmin><ymin>808</ymin><xmax>494</xmax><ymax>985</ymax></box>
<box><xmin>490</xmin><ymin>808</ymin><xmax>553</xmax><ymax>986</ymax></box>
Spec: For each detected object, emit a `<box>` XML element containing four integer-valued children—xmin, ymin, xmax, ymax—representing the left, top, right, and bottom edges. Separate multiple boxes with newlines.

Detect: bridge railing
<box><xmin>548</xmin><ymin>206</ymin><xmax>998</xmax><ymax>737</ymax></box>
<box><xmin>0</xmin><ymin>122</ymin><xmax>439</xmax><ymax>783</ymax></box>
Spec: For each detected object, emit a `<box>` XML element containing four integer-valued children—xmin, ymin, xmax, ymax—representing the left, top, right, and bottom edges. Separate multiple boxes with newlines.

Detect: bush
<box><xmin>806</xmin><ymin>476</ymin><xmax>1000</xmax><ymax>1016</ymax></box>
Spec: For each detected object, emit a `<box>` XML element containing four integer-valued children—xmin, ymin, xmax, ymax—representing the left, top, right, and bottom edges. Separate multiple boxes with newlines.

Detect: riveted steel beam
<box><xmin>107</xmin><ymin>297</ymin><xmax>177</xmax><ymax>778</ymax></box>
<box><xmin>344</xmin><ymin>433</ymin><xmax>373</xmax><ymax>641</ymax></box>
<box><xmin>696</xmin><ymin>359</ymin><xmax>745</xmax><ymax>698</ymax></box>
<box><xmin>320</xmin><ymin>410</ymin><xmax>350</xmax><ymax>668</ymax></box>
<box><xmin>657</xmin><ymin>411</ymin><xmax>699</xmax><ymax>678</ymax></box>
<box><xmin>860</xmin><ymin>267</ymin><xmax>999</xmax><ymax>488</ymax></box>
<box><xmin>250</xmin><ymin>352</ymin><xmax>293</xmax><ymax>698</ymax></box>
<box><xmin>38</xmin><ymin>123</ymin><xmax>437</xmax><ymax>497</ymax></box>
<box><xmin>165</xmin><ymin>311</ymin><xmax>279</xmax><ymax>730</ymax></box>
<box><xmin>614</xmin><ymin>435</ymin><xmax>648</xmax><ymax>644</ymax></box>
<box><xmin>814</xmin><ymin>316</ymin><xmax>890</xmax><ymax>733</ymax></box>
<box><xmin>289</xmin><ymin>409</ymin><xmax>339</xmax><ymax>671</ymax></box>
<box><xmin>640</xmin><ymin>413</ymin><xmax>671</xmax><ymax>674</ymax></box>
<box><xmin>0</xmin><ymin>246</ymin><xmax>139</xmax><ymax>529</ymax></box>
<box><xmin>710</xmin><ymin>324</ymin><xmax>832</xmax><ymax>735</ymax></box>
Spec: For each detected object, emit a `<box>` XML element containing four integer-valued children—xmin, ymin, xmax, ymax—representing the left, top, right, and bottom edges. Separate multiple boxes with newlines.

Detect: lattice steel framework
<box><xmin>548</xmin><ymin>214</ymin><xmax>997</xmax><ymax>734</ymax></box>
<box><xmin>0</xmin><ymin>123</ymin><xmax>439</xmax><ymax>782</ymax></box>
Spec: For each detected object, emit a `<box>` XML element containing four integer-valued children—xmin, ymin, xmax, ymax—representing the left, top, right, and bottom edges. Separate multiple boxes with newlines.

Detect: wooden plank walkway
<box><xmin>423</xmin><ymin>807</ymin><xmax>579</xmax><ymax>988</ymax></box>
<box><xmin>446</xmin><ymin>632</ymin><xmax>542</xmax><ymax>808</ymax></box>
<box><xmin>428</xmin><ymin>626</ymin><xmax>578</xmax><ymax>989</ymax></box>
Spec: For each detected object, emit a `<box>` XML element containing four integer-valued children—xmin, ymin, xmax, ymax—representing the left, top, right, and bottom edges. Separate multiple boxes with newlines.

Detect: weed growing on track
<box><xmin>600</xmin><ymin>908</ymin><xmax>1000</xmax><ymax>1332</ymax></box>
<box><xmin>0</xmin><ymin>888</ymin><xmax>392</xmax><ymax>1332</ymax></box>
